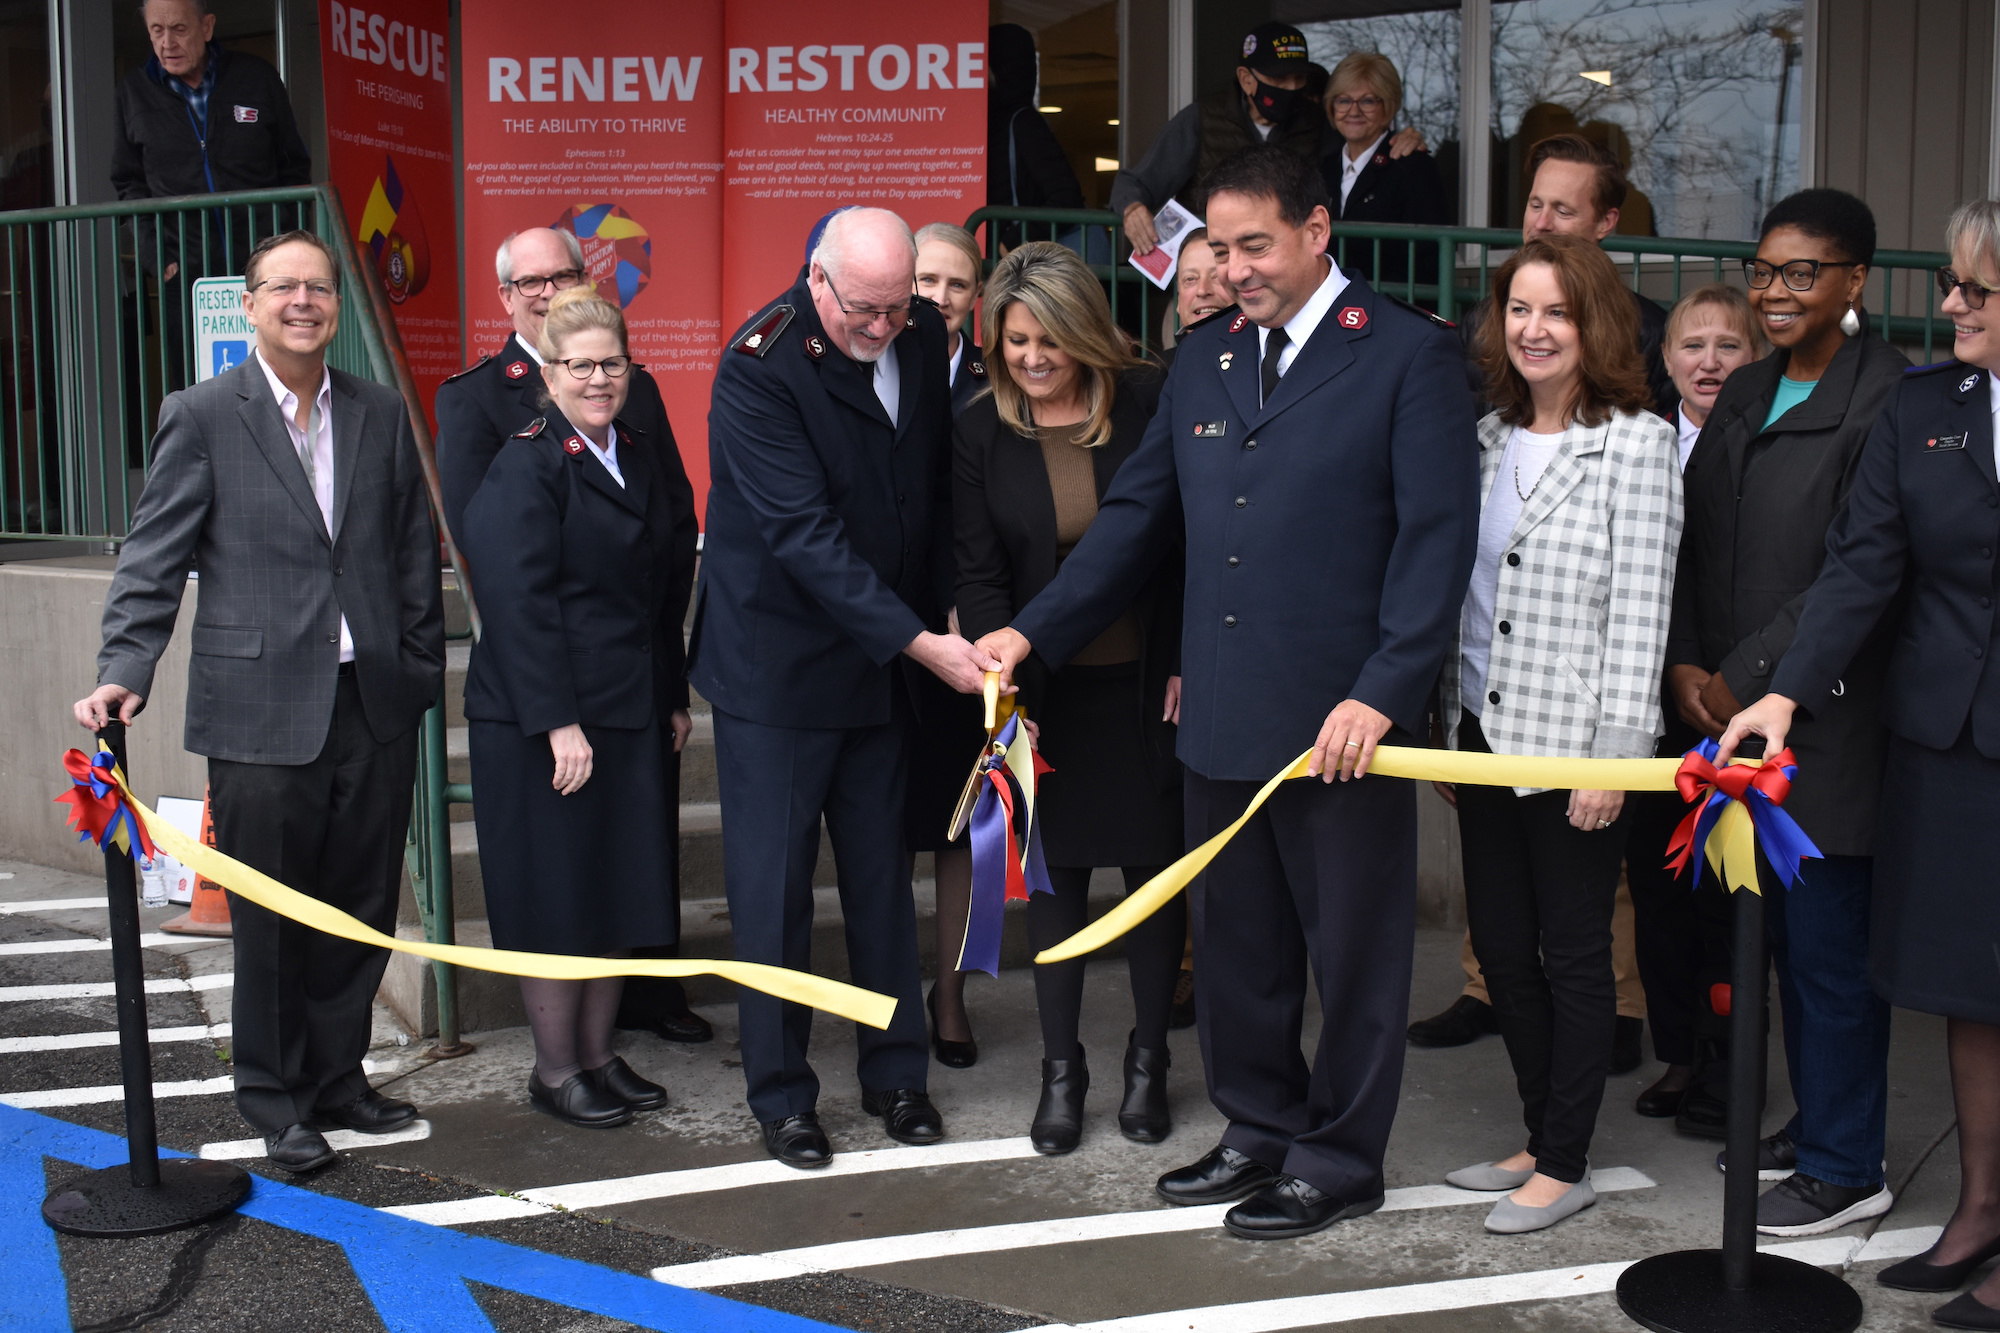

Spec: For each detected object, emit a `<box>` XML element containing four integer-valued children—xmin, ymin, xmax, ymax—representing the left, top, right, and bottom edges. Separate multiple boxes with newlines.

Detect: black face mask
<box><xmin>1248</xmin><ymin>75</ymin><xmax>1306</xmax><ymax>125</ymax></box>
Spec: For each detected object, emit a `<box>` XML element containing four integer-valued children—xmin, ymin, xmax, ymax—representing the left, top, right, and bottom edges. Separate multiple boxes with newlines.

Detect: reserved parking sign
<box><xmin>190</xmin><ymin>276</ymin><xmax>252</xmax><ymax>381</ymax></box>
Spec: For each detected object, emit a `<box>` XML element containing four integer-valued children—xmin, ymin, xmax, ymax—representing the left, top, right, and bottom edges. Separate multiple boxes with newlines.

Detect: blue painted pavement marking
<box><xmin>0</xmin><ymin>1104</ymin><xmax>841</xmax><ymax>1332</ymax></box>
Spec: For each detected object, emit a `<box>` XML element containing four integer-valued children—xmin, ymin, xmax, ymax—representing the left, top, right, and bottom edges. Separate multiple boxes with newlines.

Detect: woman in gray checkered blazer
<box><xmin>1435</xmin><ymin>234</ymin><xmax>1682</xmax><ymax>1235</ymax></box>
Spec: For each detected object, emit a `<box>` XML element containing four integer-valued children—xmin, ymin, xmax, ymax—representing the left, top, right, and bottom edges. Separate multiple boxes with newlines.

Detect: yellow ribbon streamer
<box><xmin>1035</xmin><ymin>745</ymin><xmax>1692</xmax><ymax>965</ymax></box>
<box><xmin>100</xmin><ymin>756</ymin><xmax>897</xmax><ymax>1030</ymax></box>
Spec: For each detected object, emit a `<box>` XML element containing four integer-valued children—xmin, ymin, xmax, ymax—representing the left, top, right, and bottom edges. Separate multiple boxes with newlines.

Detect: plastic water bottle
<box><xmin>139</xmin><ymin>854</ymin><xmax>168</xmax><ymax>907</ymax></box>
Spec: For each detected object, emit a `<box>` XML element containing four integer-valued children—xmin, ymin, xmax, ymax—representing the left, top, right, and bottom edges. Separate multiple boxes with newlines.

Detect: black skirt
<box><xmin>468</xmin><ymin>717</ymin><xmax>679</xmax><ymax>956</ymax></box>
<box><xmin>904</xmin><ymin>670</ymin><xmax>989</xmax><ymax>852</ymax></box>
<box><xmin>1033</xmin><ymin>662</ymin><xmax>1184</xmax><ymax>869</ymax></box>
<box><xmin>1869</xmin><ymin>726</ymin><xmax>2000</xmax><ymax>1023</ymax></box>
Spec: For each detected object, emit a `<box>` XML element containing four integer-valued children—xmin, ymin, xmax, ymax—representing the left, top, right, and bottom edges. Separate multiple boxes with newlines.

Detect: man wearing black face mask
<box><xmin>1117</xmin><ymin>23</ymin><xmax>1393</xmax><ymax>258</ymax></box>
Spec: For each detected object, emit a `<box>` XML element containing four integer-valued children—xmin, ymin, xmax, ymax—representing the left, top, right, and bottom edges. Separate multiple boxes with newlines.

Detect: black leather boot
<box><xmin>1118</xmin><ymin>1032</ymin><xmax>1171</xmax><ymax>1143</ymax></box>
<box><xmin>1030</xmin><ymin>1052</ymin><xmax>1089</xmax><ymax>1155</ymax></box>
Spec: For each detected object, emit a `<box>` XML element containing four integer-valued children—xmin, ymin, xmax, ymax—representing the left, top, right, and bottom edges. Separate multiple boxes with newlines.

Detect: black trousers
<box><xmin>1455</xmin><ymin>716</ymin><xmax>1625</xmax><ymax>1184</ymax></box>
<box><xmin>208</xmin><ymin>673</ymin><xmax>416</xmax><ymax>1134</ymax></box>
<box><xmin>1625</xmin><ymin>788</ymin><xmax>1698</xmax><ymax>1065</ymax></box>
<box><xmin>711</xmin><ymin>705</ymin><xmax>930</xmax><ymax>1123</ymax></box>
<box><xmin>1185</xmin><ymin>763</ymin><xmax>1416</xmax><ymax>1202</ymax></box>
<box><xmin>1029</xmin><ymin>864</ymin><xmax>1181</xmax><ymax>1060</ymax></box>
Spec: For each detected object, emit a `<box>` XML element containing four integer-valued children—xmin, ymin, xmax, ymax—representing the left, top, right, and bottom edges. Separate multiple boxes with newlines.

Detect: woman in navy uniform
<box><xmin>459</xmin><ymin>287</ymin><xmax>692</xmax><ymax>1129</ymax></box>
<box><xmin>956</xmin><ymin>242</ymin><xmax>1183</xmax><ymax>1154</ymax></box>
<box><xmin>1320</xmin><ymin>52</ymin><xmax>1448</xmax><ymax>291</ymax></box>
<box><xmin>1720</xmin><ymin>199</ymin><xmax>2000</xmax><ymax>1328</ymax></box>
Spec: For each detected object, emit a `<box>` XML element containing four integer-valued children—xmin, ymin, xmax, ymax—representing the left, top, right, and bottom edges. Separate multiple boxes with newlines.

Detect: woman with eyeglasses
<box><xmin>1663</xmin><ymin>189</ymin><xmax>1906</xmax><ymax>1237</ymax></box>
<box><xmin>1319</xmin><ymin>52</ymin><xmax>1448</xmax><ymax>290</ymax></box>
<box><xmin>1719</xmin><ymin>199</ymin><xmax>2000</xmax><ymax>1327</ymax></box>
<box><xmin>459</xmin><ymin>286</ymin><xmax>690</xmax><ymax>1129</ymax></box>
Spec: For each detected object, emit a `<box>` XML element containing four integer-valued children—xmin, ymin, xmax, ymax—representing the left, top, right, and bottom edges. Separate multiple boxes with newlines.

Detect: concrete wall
<box><xmin>0</xmin><ymin>558</ymin><xmax>208</xmax><ymax>875</ymax></box>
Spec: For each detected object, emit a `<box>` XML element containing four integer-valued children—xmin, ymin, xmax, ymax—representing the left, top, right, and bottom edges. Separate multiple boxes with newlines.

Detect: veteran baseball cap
<box><xmin>1239</xmin><ymin>22</ymin><xmax>1309</xmax><ymax>75</ymax></box>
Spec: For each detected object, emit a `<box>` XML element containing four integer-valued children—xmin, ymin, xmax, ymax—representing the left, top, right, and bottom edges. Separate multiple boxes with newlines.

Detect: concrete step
<box><xmin>381</xmin><ymin>871</ymin><xmax>1134</xmax><ymax>1037</ymax></box>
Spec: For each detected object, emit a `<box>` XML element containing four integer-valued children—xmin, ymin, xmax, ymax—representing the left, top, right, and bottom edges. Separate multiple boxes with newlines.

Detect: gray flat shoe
<box><xmin>1445</xmin><ymin>1160</ymin><xmax>1535</xmax><ymax>1192</ymax></box>
<box><xmin>1484</xmin><ymin>1177</ymin><xmax>1597</xmax><ymax>1234</ymax></box>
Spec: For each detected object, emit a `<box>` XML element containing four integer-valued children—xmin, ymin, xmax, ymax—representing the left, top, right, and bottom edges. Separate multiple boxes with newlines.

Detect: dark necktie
<box><xmin>1260</xmin><ymin>327</ymin><xmax>1290</xmax><ymax>406</ymax></box>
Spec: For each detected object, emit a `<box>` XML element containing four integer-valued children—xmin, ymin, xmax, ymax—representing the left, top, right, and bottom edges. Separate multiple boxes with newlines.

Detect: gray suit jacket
<box><xmin>99</xmin><ymin>358</ymin><xmax>444</xmax><ymax>764</ymax></box>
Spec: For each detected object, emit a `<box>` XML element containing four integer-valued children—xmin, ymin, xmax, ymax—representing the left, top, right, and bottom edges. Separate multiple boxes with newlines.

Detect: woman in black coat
<box><xmin>1320</xmin><ymin>52</ymin><xmax>1449</xmax><ymax>290</ymax></box>
<box><xmin>1670</xmin><ymin>190</ymin><xmax>1906</xmax><ymax>1238</ymax></box>
<box><xmin>955</xmin><ymin>243</ymin><xmax>1183</xmax><ymax>1155</ymax></box>
<box><xmin>460</xmin><ymin>287</ymin><xmax>695</xmax><ymax>1130</ymax></box>
<box><xmin>1722</xmin><ymin>199</ymin><xmax>2000</xmax><ymax>1325</ymax></box>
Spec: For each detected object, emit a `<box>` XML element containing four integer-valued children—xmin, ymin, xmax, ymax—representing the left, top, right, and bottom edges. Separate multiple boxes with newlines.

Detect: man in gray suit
<box><xmin>74</xmin><ymin>230</ymin><xmax>444</xmax><ymax>1172</ymax></box>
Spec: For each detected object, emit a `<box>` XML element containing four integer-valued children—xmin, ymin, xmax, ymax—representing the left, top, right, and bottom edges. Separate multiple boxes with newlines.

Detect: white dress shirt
<box><xmin>1256</xmin><ymin>258</ymin><xmax>1352</xmax><ymax>382</ymax></box>
<box><xmin>1676</xmin><ymin>405</ymin><xmax>1702</xmax><ymax>472</ymax></box>
<box><xmin>872</xmin><ymin>346</ymin><xmax>901</xmax><ymax>426</ymax></box>
<box><xmin>1339</xmin><ymin>133</ymin><xmax>1388</xmax><ymax>210</ymax></box>
<box><xmin>1989</xmin><ymin>370</ymin><xmax>1999</xmax><ymax>480</ymax></box>
<box><xmin>583</xmin><ymin>423</ymin><xmax>624</xmax><ymax>488</ymax></box>
<box><xmin>946</xmin><ymin>334</ymin><xmax>964</xmax><ymax>390</ymax></box>
<box><xmin>254</xmin><ymin>350</ymin><xmax>352</xmax><ymax>662</ymax></box>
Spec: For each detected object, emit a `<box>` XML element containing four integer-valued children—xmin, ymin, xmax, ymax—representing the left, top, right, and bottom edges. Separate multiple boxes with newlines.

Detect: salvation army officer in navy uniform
<box><xmin>980</xmin><ymin>146</ymin><xmax>1480</xmax><ymax>1239</ymax></box>
<box><xmin>693</xmin><ymin>208</ymin><xmax>994</xmax><ymax>1168</ymax></box>
<box><xmin>436</xmin><ymin>227</ymin><xmax>708</xmax><ymax>1047</ymax></box>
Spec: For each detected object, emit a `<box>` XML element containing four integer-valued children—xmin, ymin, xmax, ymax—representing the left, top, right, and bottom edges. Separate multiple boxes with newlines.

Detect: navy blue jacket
<box><xmin>1773</xmin><ymin>361</ymin><xmax>2000</xmax><ymax>757</ymax></box>
<box><xmin>1013</xmin><ymin>272</ymin><xmax>1481</xmax><ymax>780</ymax></box>
<box><xmin>460</xmin><ymin>408</ymin><xmax>691</xmax><ymax>735</ymax></box>
<box><xmin>690</xmin><ymin>280</ymin><xmax>954</xmax><ymax>730</ymax></box>
<box><xmin>948</xmin><ymin>340</ymin><xmax>988</xmax><ymax>418</ymax></box>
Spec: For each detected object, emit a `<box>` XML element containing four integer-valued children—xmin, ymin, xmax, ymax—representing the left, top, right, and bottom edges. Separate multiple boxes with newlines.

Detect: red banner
<box><xmin>319</xmin><ymin>0</ymin><xmax>459</xmax><ymax>423</ymax></box>
<box><xmin>720</xmin><ymin>12</ymin><xmax>989</xmax><ymax>327</ymax></box>
<box><xmin>459</xmin><ymin>4</ymin><xmax>725</xmax><ymax>503</ymax></box>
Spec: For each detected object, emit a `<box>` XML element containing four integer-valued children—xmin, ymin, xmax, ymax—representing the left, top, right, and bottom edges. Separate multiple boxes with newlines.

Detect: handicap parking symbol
<box><xmin>211</xmin><ymin>340</ymin><xmax>249</xmax><ymax>377</ymax></box>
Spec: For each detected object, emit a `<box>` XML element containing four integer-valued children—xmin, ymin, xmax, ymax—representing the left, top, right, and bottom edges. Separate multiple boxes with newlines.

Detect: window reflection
<box><xmin>1300</xmin><ymin>7</ymin><xmax>1463</xmax><ymax>223</ymax></box>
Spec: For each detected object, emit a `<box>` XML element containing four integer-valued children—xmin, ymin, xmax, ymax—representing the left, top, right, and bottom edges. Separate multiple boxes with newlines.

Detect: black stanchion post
<box><xmin>1615</xmin><ymin>879</ymin><xmax>1861</xmax><ymax>1333</ymax></box>
<box><xmin>42</xmin><ymin>722</ymin><xmax>251</xmax><ymax>1239</ymax></box>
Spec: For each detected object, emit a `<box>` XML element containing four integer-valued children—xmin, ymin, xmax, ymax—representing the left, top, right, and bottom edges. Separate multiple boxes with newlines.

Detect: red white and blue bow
<box><xmin>55</xmin><ymin>748</ymin><xmax>155</xmax><ymax>861</ymax></box>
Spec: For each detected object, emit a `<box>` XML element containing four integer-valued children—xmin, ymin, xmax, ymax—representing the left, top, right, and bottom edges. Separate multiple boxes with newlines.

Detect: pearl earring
<box><xmin>1839</xmin><ymin>304</ymin><xmax>1862</xmax><ymax>337</ymax></box>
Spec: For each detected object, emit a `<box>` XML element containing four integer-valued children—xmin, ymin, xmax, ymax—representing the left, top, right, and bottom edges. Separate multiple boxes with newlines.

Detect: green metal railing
<box><xmin>0</xmin><ymin>184</ymin><xmax>472</xmax><ymax>1051</ymax></box>
<box><xmin>965</xmin><ymin>207</ymin><xmax>1956</xmax><ymax>362</ymax></box>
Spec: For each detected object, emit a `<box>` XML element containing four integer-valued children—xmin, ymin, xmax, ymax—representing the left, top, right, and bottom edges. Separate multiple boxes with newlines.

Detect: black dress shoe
<box><xmin>1031</xmin><ymin>1053</ymin><xmax>1089</xmax><ymax>1155</ymax></box>
<box><xmin>1168</xmin><ymin>969</ymin><xmax>1197</xmax><ymax>1030</ymax></box>
<box><xmin>862</xmin><ymin>1088</ymin><xmax>943</xmax><ymax>1145</ymax></box>
<box><xmin>265</xmin><ymin>1123</ymin><xmax>337</xmax><ymax>1173</ymax></box>
<box><xmin>1880</xmin><ymin>1236</ymin><xmax>2000</xmax><ymax>1292</ymax></box>
<box><xmin>1118</xmin><ymin>1034</ymin><xmax>1170</xmax><ymax>1143</ymax></box>
<box><xmin>1676</xmin><ymin>1081</ymin><xmax>1729</xmax><ymax>1140</ymax></box>
<box><xmin>927</xmin><ymin>986</ymin><xmax>977</xmax><ymax>1069</ymax></box>
<box><xmin>529</xmin><ymin>1071</ymin><xmax>632</xmax><ymax>1128</ymax></box>
<box><xmin>1407</xmin><ymin>995</ymin><xmax>1498</xmax><ymax>1048</ymax></box>
<box><xmin>314</xmin><ymin>1088</ymin><xmax>418</xmax><ymax>1133</ymax></box>
<box><xmin>762</xmin><ymin>1113</ymin><xmax>832</xmax><ymax>1169</ymax></box>
<box><xmin>620</xmin><ymin>1009</ymin><xmax>714</xmax><ymax>1044</ymax></box>
<box><xmin>585</xmin><ymin>1055</ymin><xmax>667</xmax><ymax>1111</ymax></box>
<box><xmin>1156</xmin><ymin>1144</ymin><xmax>1280</xmax><ymax>1206</ymax></box>
<box><xmin>1934</xmin><ymin>1291</ymin><xmax>2000</xmax><ymax>1330</ymax></box>
<box><xmin>1634</xmin><ymin>1066</ymin><xmax>1692</xmax><ymax>1118</ymax></box>
<box><xmin>1609</xmin><ymin>1015</ymin><xmax>1644</xmax><ymax>1075</ymax></box>
<box><xmin>1224</xmin><ymin>1175</ymin><xmax>1385</xmax><ymax>1240</ymax></box>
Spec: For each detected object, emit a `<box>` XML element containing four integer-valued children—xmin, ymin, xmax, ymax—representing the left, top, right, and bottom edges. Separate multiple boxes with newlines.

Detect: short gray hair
<box><xmin>1945</xmin><ymin>199</ymin><xmax>2000</xmax><ymax>282</ymax></box>
<box><xmin>495</xmin><ymin>229</ymin><xmax>586</xmax><ymax>285</ymax></box>
<box><xmin>139</xmin><ymin>0</ymin><xmax>209</xmax><ymax>17</ymax></box>
<box><xmin>810</xmin><ymin>207</ymin><xmax>914</xmax><ymax>283</ymax></box>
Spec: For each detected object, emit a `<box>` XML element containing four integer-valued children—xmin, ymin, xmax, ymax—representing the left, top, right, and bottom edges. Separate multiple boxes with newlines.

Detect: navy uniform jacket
<box><xmin>948</xmin><ymin>342</ymin><xmax>988</xmax><ymax>418</ymax></box>
<box><xmin>434</xmin><ymin>331</ymin><xmax>699</xmax><ymax>575</ymax></box>
<box><xmin>459</xmin><ymin>409</ymin><xmax>691</xmax><ymax>733</ymax></box>
<box><xmin>690</xmin><ymin>279</ymin><xmax>953</xmax><ymax>730</ymax></box>
<box><xmin>1773</xmin><ymin>361</ymin><xmax>2000</xmax><ymax>756</ymax></box>
<box><xmin>1013</xmin><ymin>274</ymin><xmax>1481</xmax><ymax>781</ymax></box>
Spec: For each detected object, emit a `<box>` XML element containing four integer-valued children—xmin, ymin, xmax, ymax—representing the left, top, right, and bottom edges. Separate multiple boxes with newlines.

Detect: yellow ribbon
<box><xmin>1034</xmin><ymin>745</ymin><xmax>1688</xmax><ymax>964</ymax></box>
<box><xmin>100</xmin><ymin>755</ymin><xmax>897</xmax><ymax>1029</ymax></box>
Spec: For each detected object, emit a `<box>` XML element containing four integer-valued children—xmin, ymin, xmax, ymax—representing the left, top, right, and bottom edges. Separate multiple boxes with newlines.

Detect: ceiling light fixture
<box><xmin>1094</xmin><ymin>156</ymin><xmax>1119</xmax><ymax>172</ymax></box>
<box><xmin>1039</xmin><ymin>105</ymin><xmax>1063</xmax><ymax>113</ymax></box>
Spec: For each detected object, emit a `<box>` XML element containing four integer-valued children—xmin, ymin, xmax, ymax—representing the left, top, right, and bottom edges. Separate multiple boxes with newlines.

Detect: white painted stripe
<box><xmin>0</xmin><ymin>1075</ymin><xmax>235</xmax><ymax>1108</ymax></box>
<box><xmin>0</xmin><ymin>897</ymin><xmax>107</xmax><ymax>913</ymax></box>
<box><xmin>383</xmin><ymin>1136</ymin><xmax>1046</xmax><ymax>1226</ymax></box>
<box><xmin>201</xmin><ymin>1119</ymin><xmax>433</xmax><ymax>1159</ymax></box>
<box><xmin>0</xmin><ymin>933</ymin><xmax>175</xmax><ymax>956</ymax></box>
<box><xmin>0</xmin><ymin>1023</ymin><xmax>230</xmax><ymax>1053</ymax></box>
<box><xmin>651</xmin><ymin>1167</ymin><xmax>1660</xmax><ymax>1288</ymax></box>
<box><xmin>1051</xmin><ymin>1227</ymin><xmax>1945</xmax><ymax>1333</ymax></box>
<box><xmin>0</xmin><ymin>972</ymin><xmax>232</xmax><ymax>1002</ymax></box>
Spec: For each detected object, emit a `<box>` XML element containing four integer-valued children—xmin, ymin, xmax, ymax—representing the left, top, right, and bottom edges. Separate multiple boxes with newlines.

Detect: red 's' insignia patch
<box><xmin>1337</xmin><ymin>306</ymin><xmax>1369</xmax><ymax>330</ymax></box>
<box><xmin>805</xmin><ymin>335</ymin><xmax>827</xmax><ymax>359</ymax></box>
<box><xmin>968</xmin><ymin>360</ymin><xmax>986</xmax><ymax>378</ymax></box>
<box><xmin>1228</xmin><ymin>314</ymin><xmax>1248</xmax><ymax>333</ymax></box>
<box><xmin>563</xmin><ymin>436</ymin><xmax>586</xmax><ymax>455</ymax></box>
<box><xmin>1373</xmin><ymin>154</ymin><xmax>1388</xmax><ymax>166</ymax></box>
<box><xmin>506</xmin><ymin>361</ymin><xmax>530</xmax><ymax>379</ymax></box>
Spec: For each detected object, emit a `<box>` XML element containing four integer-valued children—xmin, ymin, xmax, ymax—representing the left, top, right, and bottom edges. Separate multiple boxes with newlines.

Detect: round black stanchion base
<box><xmin>43</xmin><ymin>1158</ymin><xmax>252</xmax><ymax>1238</ymax></box>
<box><xmin>1618</xmin><ymin>1250</ymin><xmax>1862</xmax><ymax>1333</ymax></box>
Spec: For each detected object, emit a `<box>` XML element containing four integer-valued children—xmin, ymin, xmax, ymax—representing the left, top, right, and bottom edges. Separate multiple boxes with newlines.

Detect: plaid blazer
<box><xmin>1441</xmin><ymin>409</ymin><xmax>1682</xmax><ymax>792</ymax></box>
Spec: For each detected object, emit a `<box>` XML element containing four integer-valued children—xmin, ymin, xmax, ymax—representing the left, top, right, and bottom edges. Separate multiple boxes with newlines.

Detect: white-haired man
<box><xmin>694</xmin><ymin>208</ymin><xmax>995</xmax><ymax>1167</ymax></box>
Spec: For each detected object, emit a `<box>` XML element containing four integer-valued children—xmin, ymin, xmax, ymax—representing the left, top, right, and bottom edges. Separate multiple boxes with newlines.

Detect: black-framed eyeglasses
<box><xmin>1937</xmin><ymin>267</ymin><xmax>1996</xmax><ymax>311</ymax></box>
<box><xmin>826</xmin><ymin>277</ymin><xmax>914</xmax><ymax>327</ymax></box>
<box><xmin>553</xmin><ymin>355</ymin><xmax>632</xmax><ymax>380</ymax></box>
<box><xmin>1742</xmin><ymin>258</ymin><xmax>1861</xmax><ymax>291</ymax></box>
<box><xmin>508</xmin><ymin>269</ymin><xmax>586</xmax><ymax>297</ymax></box>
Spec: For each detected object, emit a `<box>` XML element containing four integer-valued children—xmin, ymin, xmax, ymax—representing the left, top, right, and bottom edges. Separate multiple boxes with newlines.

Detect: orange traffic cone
<box><xmin>161</xmin><ymin>787</ymin><xmax>231</xmax><ymax>937</ymax></box>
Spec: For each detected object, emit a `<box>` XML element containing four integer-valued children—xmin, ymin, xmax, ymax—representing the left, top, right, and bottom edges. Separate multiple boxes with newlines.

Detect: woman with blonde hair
<box><xmin>460</xmin><ymin>285</ymin><xmax>692</xmax><ymax>1129</ymax></box>
<box><xmin>955</xmin><ymin>241</ymin><xmax>1184</xmax><ymax>1153</ymax></box>
<box><xmin>1320</xmin><ymin>51</ymin><xmax>1448</xmax><ymax>287</ymax></box>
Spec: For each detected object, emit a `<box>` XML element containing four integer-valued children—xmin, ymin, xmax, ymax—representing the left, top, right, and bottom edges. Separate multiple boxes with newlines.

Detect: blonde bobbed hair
<box><xmin>1664</xmin><ymin>283</ymin><xmax>1765</xmax><ymax>358</ymax></box>
<box><xmin>981</xmin><ymin>242</ymin><xmax>1141</xmax><ymax>448</ymax></box>
<box><xmin>1325</xmin><ymin>51</ymin><xmax>1403</xmax><ymax>124</ymax></box>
